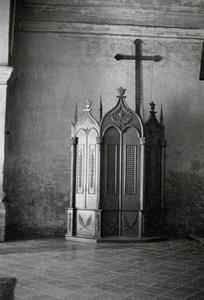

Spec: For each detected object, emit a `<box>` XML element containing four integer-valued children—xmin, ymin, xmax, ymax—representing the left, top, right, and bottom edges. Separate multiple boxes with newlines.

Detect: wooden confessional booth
<box><xmin>66</xmin><ymin>88</ymin><xmax>167</xmax><ymax>242</ymax></box>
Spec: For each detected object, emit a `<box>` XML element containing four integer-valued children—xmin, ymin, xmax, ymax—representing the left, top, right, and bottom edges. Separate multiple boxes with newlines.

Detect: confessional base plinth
<box><xmin>65</xmin><ymin>235</ymin><xmax>168</xmax><ymax>244</ymax></box>
<box><xmin>97</xmin><ymin>236</ymin><xmax>168</xmax><ymax>243</ymax></box>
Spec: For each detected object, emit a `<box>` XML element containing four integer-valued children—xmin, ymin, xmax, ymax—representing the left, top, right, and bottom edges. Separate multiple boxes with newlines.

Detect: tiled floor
<box><xmin>0</xmin><ymin>238</ymin><xmax>204</xmax><ymax>300</ymax></box>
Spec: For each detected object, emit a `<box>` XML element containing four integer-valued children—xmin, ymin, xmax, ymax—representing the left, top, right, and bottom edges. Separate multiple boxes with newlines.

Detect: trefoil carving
<box><xmin>111</xmin><ymin>104</ymin><xmax>132</xmax><ymax>128</ymax></box>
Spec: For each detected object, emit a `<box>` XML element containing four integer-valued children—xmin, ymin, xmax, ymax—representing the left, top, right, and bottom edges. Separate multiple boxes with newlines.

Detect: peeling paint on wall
<box><xmin>4</xmin><ymin>156</ymin><xmax>69</xmax><ymax>239</ymax></box>
<box><xmin>166</xmin><ymin>171</ymin><xmax>204</xmax><ymax>236</ymax></box>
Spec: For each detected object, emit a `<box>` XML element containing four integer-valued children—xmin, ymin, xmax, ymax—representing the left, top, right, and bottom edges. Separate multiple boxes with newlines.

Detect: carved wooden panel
<box><xmin>101</xmin><ymin>211</ymin><xmax>119</xmax><ymax>237</ymax></box>
<box><xmin>122</xmin><ymin>211</ymin><xmax>138</xmax><ymax>237</ymax></box>
<box><xmin>106</xmin><ymin>144</ymin><xmax>119</xmax><ymax>195</ymax></box>
<box><xmin>86</xmin><ymin>128</ymin><xmax>99</xmax><ymax>209</ymax></box>
<box><xmin>76</xmin><ymin>210</ymin><xmax>95</xmax><ymax>237</ymax></box>
<box><xmin>125</xmin><ymin>145</ymin><xmax>137</xmax><ymax>195</ymax></box>
<box><xmin>76</xmin><ymin>144</ymin><xmax>84</xmax><ymax>194</ymax></box>
<box><xmin>122</xmin><ymin>127</ymin><xmax>140</xmax><ymax>210</ymax></box>
<box><xmin>75</xmin><ymin>129</ymin><xmax>87</xmax><ymax>208</ymax></box>
<box><xmin>88</xmin><ymin>144</ymin><xmax>96</xmax><ymax>194</ymax></box>
<box><xmin>111</xmin><ymin>104</ymin><xmax>132</xmax><ymax>129</ymax></box>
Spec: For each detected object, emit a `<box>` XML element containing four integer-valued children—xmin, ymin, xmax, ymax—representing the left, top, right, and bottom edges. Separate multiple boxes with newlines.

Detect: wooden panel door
<box><xmin>101</xmin><ymin>127</ymin><xmax>120</xmax><ymax>236</ymax></box>
<box><xmin>121</xmin><ymin>127</ymin><xmax>140</xmax><ymax>237</ymax></box>
<box><xmin>101</xmin><ymin>126</ymin><xmax>140</xmax><ymax>237</ymax></box>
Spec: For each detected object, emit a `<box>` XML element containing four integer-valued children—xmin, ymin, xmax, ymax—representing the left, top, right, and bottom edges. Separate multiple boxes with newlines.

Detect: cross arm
<box><xmin>142</xmin><ymin>55</ymin><xmax>162</xmax><ymax>62</ymax></box>
<box><xmin>115</xmin><ymin>54</ymin><xmax>162</xmax><ymax>62</ymax></box>
<box><xmin>115</xmin><ymin>54</ymin><xmax>136</xmax><ymax>60</ymax></box>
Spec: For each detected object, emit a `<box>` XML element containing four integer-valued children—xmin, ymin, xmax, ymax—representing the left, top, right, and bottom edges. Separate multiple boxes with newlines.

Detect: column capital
<box><xmin>0</xmin><ymin>66</ymin><xmax>13</xmax><ymax>85</ymax></box>
<box><xmin>96</xmin><ymin>136</ymin><xmax>103</xmax><ymax>145</ymax></box>
<box><xmin>160</xmin><ymin>139</ymin><xmax>167</xmax><ymax>147</ymax></box>
<box><xmin>140</xmin><ymin>137</ymin><xmax>145</xmax><ymax>145</ymax></box>
<box><xmin>70</xmin><ymin>136</ymin><xmax>78</xmax><ymax>146</ymax></box>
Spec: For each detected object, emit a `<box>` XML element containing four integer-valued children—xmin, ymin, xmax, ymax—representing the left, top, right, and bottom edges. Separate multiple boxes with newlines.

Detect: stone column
<box><xmin>0</xmin><ymin>66</ymin><xmax>13</xmax><ymax>241</ymax></box>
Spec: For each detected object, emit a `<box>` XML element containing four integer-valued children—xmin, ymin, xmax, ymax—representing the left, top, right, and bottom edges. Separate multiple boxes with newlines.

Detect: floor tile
<box><xmin>0</xmin><ymin>238</ymin><xmax>203</xmax><ymax>300</ymax></box>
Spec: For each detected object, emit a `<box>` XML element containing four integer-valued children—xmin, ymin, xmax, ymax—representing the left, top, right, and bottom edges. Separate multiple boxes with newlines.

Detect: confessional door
<box><xmin>101</xmin><ymin>126</ymin><xmax>140</xmax><ymax>237</ymax></box>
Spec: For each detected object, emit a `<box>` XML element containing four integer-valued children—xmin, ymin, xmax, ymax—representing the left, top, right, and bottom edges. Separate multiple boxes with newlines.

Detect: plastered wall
<box><xmin>0</xmin><ymin>0</ymin><xmax>10</xmax><ymax>65</ymax></box>
<box><xmin>5</xmin><ymin>0</ymin><xmax>204</xmax><ymax>238</ymax></box>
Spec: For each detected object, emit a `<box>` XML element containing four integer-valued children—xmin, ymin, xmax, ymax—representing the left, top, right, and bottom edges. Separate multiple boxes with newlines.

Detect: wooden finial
<box><xmin>149</xmin><ymin>101</ymin><xmax>156</xmax><ymax>112</ymax></box>
<box><xmin>83</xmin><ymin>99</ymin><xmax>92</xmax><ymax>112</ymax></box>
<box><xmin>118</xmin><ymin>87</ymin><xmax>126</xmax><ymax>98</ymax></box>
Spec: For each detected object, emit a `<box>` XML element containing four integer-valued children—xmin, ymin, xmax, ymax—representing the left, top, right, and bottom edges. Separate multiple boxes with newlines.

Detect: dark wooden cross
<box><xmin>115</xmin><ymin>39</ymin><xmax>162</xmax><ymax>115</ymax></box>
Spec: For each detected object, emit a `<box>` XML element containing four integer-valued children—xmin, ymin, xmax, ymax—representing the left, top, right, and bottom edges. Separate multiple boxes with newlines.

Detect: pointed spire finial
<box><xmin>149</xmin><ymin>101</ymin><xmax>156</xmax><ymax>113</ymax></box>
<box><xmin>73</xmin><ymin>102</ymin><xmax>78</xmax><ymax>125</ymax></box>
<box><xmin>99</xmin><ymin>95</ymin><xmax>103</xmax><ymax>122</ymax></box>
<box><xmin>118</xmin><ymin>87</ymin><xmax>126</xmax><ymax>98</ymax></box>
<box><xmin>83</xmin><ymin>99</ymin><xmax>92</xmax><ymax>112</ymax></box>
<box><xmin>160</xmin><ymin>104</ymin><xmax>163</xmax><ymax>125</ymax></box>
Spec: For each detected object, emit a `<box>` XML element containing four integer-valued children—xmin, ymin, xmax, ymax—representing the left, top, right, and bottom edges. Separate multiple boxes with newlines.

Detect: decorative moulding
<box><xmin>0</xmin><ymin>66</ymin><xmax>13</xmax><ymax>85</ymax></box>
<box><xmin>17</xmin><ymin>2</ymin><xmax>204</xmax><ymax>29</ymax></box>
<box><xmin>16</xmin><ymin>22</ymin><xmax>204</xmax><ymax>41</ymax></box>
<box><xmin>19</xmin><ymin>1</ymin><xmax>204</xmax><ymax>13</ymax></box>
